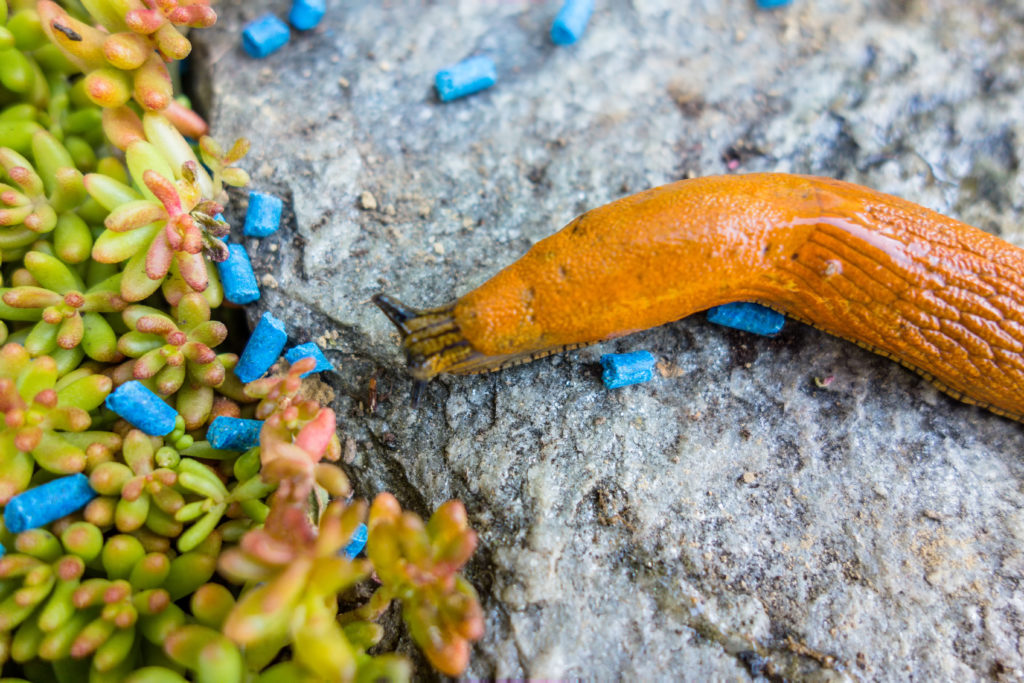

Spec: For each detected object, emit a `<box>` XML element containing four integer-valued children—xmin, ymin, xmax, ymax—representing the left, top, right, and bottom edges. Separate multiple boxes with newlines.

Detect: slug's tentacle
<box><xmin>372</xmin><ymin>293</ymin><xmax>595</xmax><ymax>380</ymax></box>
<box><xmin>373</xmin><ymin>174</ymin><xmax>1024</xmax><ymax>421</ymax></box>
<box><xmin>371</xmin><ymin>293</ymin><xmax>482</xmax><ymax>380</ymax></box>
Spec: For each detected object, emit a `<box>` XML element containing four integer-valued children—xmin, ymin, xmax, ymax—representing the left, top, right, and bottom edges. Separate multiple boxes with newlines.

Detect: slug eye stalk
<box><xmin>371</xmin><ymin>293</ymin><xmax>474</xmax><ymax>389</ymax></box>
<box><xmin>372</xmin><ymin>293</ymin><xmax>594</xmax><ymax>400</ymax></box>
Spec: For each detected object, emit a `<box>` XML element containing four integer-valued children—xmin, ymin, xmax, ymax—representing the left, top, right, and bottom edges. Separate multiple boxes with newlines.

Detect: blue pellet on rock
<box><xmin>289</xmin><ymin>0</ymin><xmax>326</xmax><ymax>30</ymax></box>
<box><xmin>242</xmin><ymin>14</ymin><xmax>290</xmax><ymax>58</ymax></box>
<box><xmin>4</xmin><ymin>474</ymin><xmax>98</xmax><ymax>533</ymax></box>
<box><xmin>284</xmin><ymin>342</ymin><xmax>334</xmax><ymax>377</ymax></box>
<box><xmin>207</xmin><ymin>416</ymin><xmax>264</xmax><ymax>451</ymax></box>
<box><xmin>106</xmin><ymin>381</ymin><xmax>178</xmax><ymax>435</ymax></box>
<box><xmin>600</xmin><ymin>351</ymin><xmax>657</xmax><ymax>389</ymax></box>
<box><xmin>243</xmin><ymin>191</ymin><xmax>284</xmax><ymax>237</ymax></box>
<box><xmin>706</xmin><ymin>302</ymin><xmax>785</xmax><ymax>336</ymax></box>
<box><xmin>435</xmin><ymin>55</ymin><xmax>497</xmax><ymax>102</ymax></box>
<box><xmin>551</xmin><ymin>0</ymin><xmax>595</xmax><ymax>45</ymax></box>
<box><xmin>217</xmin><ymin>243</ymin><xmax>260</xmax><ymax>305</ymax></box>
<box><xmin>756</xmin><ymin>0</ymin><xmax>792</xmax><ymax>8</ymax></box>
<box><xmin>235</xmin><ymin>312</ymin><xmax>288</xmax><ymax>383</ymax></box>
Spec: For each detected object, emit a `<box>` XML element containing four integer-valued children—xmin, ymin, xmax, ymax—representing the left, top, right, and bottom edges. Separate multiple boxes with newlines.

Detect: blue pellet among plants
<box><xmin>4</xmin><ymin>473</ymin><xmax>97</xmax><ymax>533</ymax></box>
<box><xmin>343</xmin><ymin>523</ymin><xmax>369</xmax><ymax>559</ymax></box>
<box><xmin>218</xmin><ymin>243</ymin><xmax>262</xmax><ymax>304</ymax></box>
<box><xmin>207</xmin><ymin>416</ymin><xmax>265</xmax><ymax>451</ymax></box>
<box><xmin>105</xmin><ymin>380</ymin><xmax>180</xmax><ymax>436</ymax></box>
<box><xmin>235</xmin><ymin>312</ymin><xmax>289</xmax><ymax>382</ymax></box>
<box><xmin>285</xmin><ymin>342</ymin><xmax>334</xmax><ymax>376</ymax></box>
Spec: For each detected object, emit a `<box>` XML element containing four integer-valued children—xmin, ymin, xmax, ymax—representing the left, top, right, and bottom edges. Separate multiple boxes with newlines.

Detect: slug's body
<box><xmin>374</xmin><ymin>173</ymin><xmax>1024</xmax><ymax>420</ymax></box>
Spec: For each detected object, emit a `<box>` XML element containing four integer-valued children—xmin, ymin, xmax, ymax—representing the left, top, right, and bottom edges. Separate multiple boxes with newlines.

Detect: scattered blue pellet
<box><xmin>243</xmin><ymin>191</ymin><xmax>283</xmax><ymax>238</ymax></box>
<box><xmin>756</xmin><ymin>0</ymin><xmax>792</xmax><ymax>7</ymax></box>
<box><xmin>706</xmin><ymin>302</ymin><xmax>786</xmax><ymax>337</ymax></box>
<box><xmin>207</xmin><ymin>416</ymin><xmax>264</xmax><ymax>451</ymax></box>
<box><xmin>235</xmin><ymin>312</ymin><xmax>288</xmax><ymax>383</ymax></box>
<box><xmin>242</xmin><ymin>13</ymin><xmax>290</xmax><ymax>58</ymax></box>
<box><xmin>284</xmin><ymin>342</ymin><xmax>334</xmax><ymax>377</ymax></box>
<box><xmin>601</xmin><ymin>351</ymin><xmax>657</xmax><ymax>389</ymax></box>
<box><xmin>551</xmin><ymin>0</ymin><xmax>595</xmax><ymax>45</ymax></box>
<box><xmin>106</xmin><ymin>381</ymin><xmax>178</xmax><ymax>435</ymax></box>
<box><xmin>217</xmin><ymin>243</ymin><xmax>260</xmax><ymax>305</ymax></box>
<box><xmin>4</xmin><ymin>474</ymin><xmax>97</xmax><ymax>533</ymax></box>
<box><xmin>342</xmin><ymin>523</ymin><xmax>368</xmax><ymax>559</ymax></box>
<box><xmin>435</xmin><ymin>55</ymin><xmax>497</xmax><ymax>102</ymax></box>
<box><xmin>289</xmin><ymin>0</ymin><xmax>325</xmax><ymax>30</ymax></box>
<box><xmin>0</xmin><ymin>542</ymin><xmax>5</xmax><ymax>558</ymax></box>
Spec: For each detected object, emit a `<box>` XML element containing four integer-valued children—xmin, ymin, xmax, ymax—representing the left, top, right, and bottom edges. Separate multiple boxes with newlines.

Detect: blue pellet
<box><xmin>217</xmin><ymin>243</ymin><xmax>260</xmax><ymax>305</ymax></box>
<box><xmin>289</xmin><ymin>0</ymin><xmax>326</xmax><ymax>30</ymax></box>
<box><xmin>207</xmin><ymin>416</ymin><xmax>264</xmax><ymax>451</ymax></box>
<box><xmin>243</xmin><ymin>192</ymin><xmax>284</xmax><ymax>238</ymax></box>
<box><xmin>235</xmin><ymin>312</ymin><xmax>288</xmax><ymax>383</ymax></box>
<box><xmin>706</xmin><ymin>302</ymin><xmax>786</xmax><ymax>337</ymax></box>
<box><xmin>756</xmin><ymin>0</ymin><xmax>792</xmax><ymax>7</ymax></box>
<box><xmin>342</xmin><ymin>523</ymin><xmax>368</xmax><ymax>559</ymax></box>
<box><xmin>4</xmin><ymin>474</ymin><xmax>98</xmax><ymax>533</ymax></box>
<box><xmin>106</xmin><ymin>381</ymin><xmax>178</xmax><ymax>435</ymax></box>
<box><xmin>600</xmin><ymin>351</ymin><xmax>656</xmax><ymax>389</ymax></box>
<box><xmin>435</xmin><ymin>56</ymin><xmax>497</xmax><ymax>102</ymax></box>
<box><xmin>551</xmin><ymin>0</ymin><xmax>595</xmax><ymax>45</ymax></box>
<box><xmin>284</xmin><ymin>342</ymin><xmax>334</xmax><ymax>377</ymax></box>
<box><xmin>0</xmin><ymin>542</ymin><xmax>5</xmax><ymax>558</ymax></box>
<box><xmin>242</xmin><ymin>14</ymin><xmax>290</xmax><ymax>58</ymax></box>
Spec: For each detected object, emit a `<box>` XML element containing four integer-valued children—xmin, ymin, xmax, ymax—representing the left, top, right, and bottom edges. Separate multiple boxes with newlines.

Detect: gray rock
<box><xmin>193</xmin><ymin>0</ymin><xmax>1024</xmax><ymax>679</ymax></box>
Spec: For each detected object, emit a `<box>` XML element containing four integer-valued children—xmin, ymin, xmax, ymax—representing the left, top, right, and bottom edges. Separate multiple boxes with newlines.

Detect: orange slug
<box><xmin>373</xmin><ymin>173</ymin><xmax>1024</xmax><ymax>420</ymax></box>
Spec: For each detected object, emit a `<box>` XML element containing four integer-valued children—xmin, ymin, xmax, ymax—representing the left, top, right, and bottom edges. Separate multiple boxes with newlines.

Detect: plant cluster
<box><xmin>0</xmin><ymin>1</ymin><xmax>483</xmax><ymax>680</ymax></box>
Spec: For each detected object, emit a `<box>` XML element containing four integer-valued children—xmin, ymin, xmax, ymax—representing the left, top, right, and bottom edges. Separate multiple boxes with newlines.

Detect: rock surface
<box><xmin>193</xmin><ymin>0</ymin><xmax>1024</xmax><ymax>679</ymax></box>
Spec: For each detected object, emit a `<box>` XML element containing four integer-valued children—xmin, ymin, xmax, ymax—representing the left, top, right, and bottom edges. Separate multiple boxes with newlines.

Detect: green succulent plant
<box><xmin>0</xmin><ymin>1</ymin><xmax>483</xmax><ymax>680</ymax></box>
<box><xmin>0</xmin><ymin>343</ymin><xmax>114</xmax><ymax>503</ymax></box>
<box><xmin>2</xmin><ymin>249</ymin><xmax>124</xmax><ymax>361</ymax></box>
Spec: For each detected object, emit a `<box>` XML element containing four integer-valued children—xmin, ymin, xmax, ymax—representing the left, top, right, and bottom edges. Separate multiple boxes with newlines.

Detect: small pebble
<box><xmin>4</xmin><ymin>474</ymin><xmax>98</xmax><ymax>533</ymax></box>
<box><xmin>243</xmin><ymin>191</ymin><xmax>284</xmax><ymax>237</ymax></box>
<box><xmin>435</xmin><ymin>55</ymin><xmax>497</xmax><ymax>102</ymax></box>
<box><xmin>706</xmin><ymin>302</ymin><xmax>785</xmax><ymax>336</ymax></box>
<box><xmin>106</xmin><ymin>381</ymin><xmax>179</xmax><ymax>435</ymax></box>
<box><xmin>217</xmin><ymin>243</ymin><xmax>261</xmax><ymax>305</ymax></box>
<box><xmin>242</xmin><ymin>14</ymin><xmax>290</xmax><ymax>58</ymax></box>
<box><xmin>342</xmin><ymin>523</ymin><xmax>368</xmax><ymax>559</ymax></box>
<box><xmin>289</xmin><ymin>0</ymin><xmax>326</xmax><ymax>30</ymax></box>
<box><xmin>207</xmin><ymin>416</ymin><xmax>264</xmax><ymax>451</ymax></box>
<box><xmin>235</xmin><ymin>312</ymin><xmax>288</xmax><ymax>383</ymax></box>
<box><xmin>551</xmin><ymin>0</ymin><xmax>595</xmax><ymax>45</ymax></box>
<box><xmin>284</xmin><ymin>342</ymin><xmax>334</xmax><ymax>377</ymax></box>
<box><xmin>359</xmin><ymin>191</ymin><xmax>378</xmax><ymax>210</ymax></box>
<box><xmin>600</xmin><ymin>351</ymin><xmax>657</xmax><ymax>389</ymax></box>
